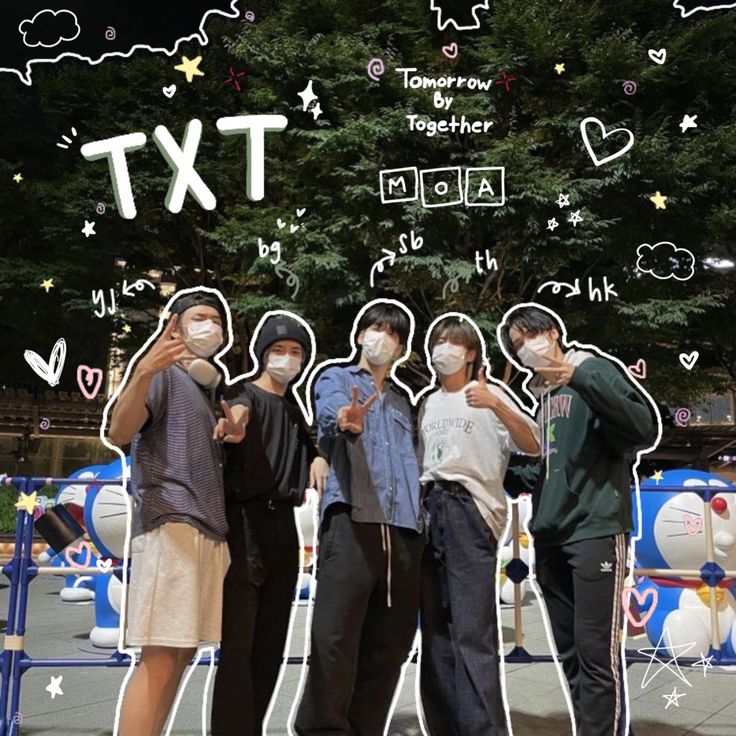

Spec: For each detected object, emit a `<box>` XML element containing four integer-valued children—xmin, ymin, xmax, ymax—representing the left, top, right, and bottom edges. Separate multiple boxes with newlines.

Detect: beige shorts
<box><xmin>125</xmin><ymin>522</ymin><xmax>231</xmax><ymax>648</ymax></box>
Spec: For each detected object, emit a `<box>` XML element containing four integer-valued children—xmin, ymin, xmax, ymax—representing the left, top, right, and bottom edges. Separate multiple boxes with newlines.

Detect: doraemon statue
<box><xmin>83</xmin><ymin>457</ymin><xmax>130</xmax><ymax>648</ymax></box>
<box><xmin>633</xmin><ymin>469</ymin><xmax>736</xmax><ymax>659</ymax></box>
<box><xmin>37</xmin><ymin>464</ymin><xmax>109</xmax><ymax>603</ymax></box>
<box><xmin>498</xmin><ymin>494</ymin><xmax>533</xmax><ymax>605</ymax></box>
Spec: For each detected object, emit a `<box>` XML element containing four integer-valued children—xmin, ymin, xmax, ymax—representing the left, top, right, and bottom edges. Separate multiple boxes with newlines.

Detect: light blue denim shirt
<box><xmin>315</xmin><ymin>364</ymin><xmax>423</xmax><ymax>532</ymax></box>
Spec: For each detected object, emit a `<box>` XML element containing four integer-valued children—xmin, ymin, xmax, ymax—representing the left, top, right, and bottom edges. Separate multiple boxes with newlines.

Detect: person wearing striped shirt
<box><xmin>109</xmin><ymin>290</ymin><xmax>244</xmax><ymax>736</ymax></box>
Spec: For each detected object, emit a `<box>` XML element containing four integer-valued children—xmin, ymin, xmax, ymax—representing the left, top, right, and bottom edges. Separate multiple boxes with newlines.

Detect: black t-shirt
<box><xmin>224</xmin><ymin>382</ymin><xmax>319</xmax><ymax>506</ymax></box>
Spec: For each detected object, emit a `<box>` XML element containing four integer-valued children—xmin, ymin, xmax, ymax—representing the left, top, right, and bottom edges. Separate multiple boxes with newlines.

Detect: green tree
<box><xmin>0</xmin><ymin>0</ymin><xmax>734</xmax><ymax>412</ymax></box>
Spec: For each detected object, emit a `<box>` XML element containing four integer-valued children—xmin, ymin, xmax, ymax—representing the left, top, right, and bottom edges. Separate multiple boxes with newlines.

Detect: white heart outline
<box><xmin>162</xmin><ymin>85</ymin><xmax>176</xmax><ymax>98</ymax></box>
<box><xmin>24</xmin><ymin>337</ymin><xmax>66</xmax><ymax>386</ymax></box>
<box><xmin>580</xmin><ymin>116</ymin><xmax>635</xmax><ymax>167</ymax></box>
<box><xmin>648</xmin><ymin>48</ymin><xmax>667</xmax><ymax>65</ymax></box>
<box><xmin>96</xmin><ymin>558</ymin><xmax>113</xmax><ymax>574</ymax></box>
<box><xmin>679</xmin><ymin>350</ymin><xmax>699</xmax><ymax>370</ymax></box>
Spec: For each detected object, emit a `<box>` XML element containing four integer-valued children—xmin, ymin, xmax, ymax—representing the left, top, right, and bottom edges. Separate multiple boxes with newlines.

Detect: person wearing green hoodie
<box><xmin>500</xmin><ymin>305</ymin><xmax>658</xmax><ymax>736</ymax></box>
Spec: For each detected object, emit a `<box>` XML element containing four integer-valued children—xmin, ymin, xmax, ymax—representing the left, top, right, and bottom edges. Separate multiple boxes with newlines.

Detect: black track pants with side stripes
<box><xmin>535</xmin><ymin>534</ymin><xmax>632</xmax><ymax>736</ymax></box>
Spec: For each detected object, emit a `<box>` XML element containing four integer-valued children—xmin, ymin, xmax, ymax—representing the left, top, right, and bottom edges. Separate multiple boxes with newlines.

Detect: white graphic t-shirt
<box><xmin>419</xmin><ymin>381</ymin><xmax>538</xmax><ymax>541</ymax></box>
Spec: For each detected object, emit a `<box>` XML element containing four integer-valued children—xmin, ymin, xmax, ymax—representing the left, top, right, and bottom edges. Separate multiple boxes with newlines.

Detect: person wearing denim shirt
<box><xmin>295</xmin><ymin>301</ymin><xmax>425</xmax><ymax>736</ymax></box>
<box><xmin>317</xmin><ymin>363</ymin><xmax>424</xmax><ymax>530</ymax></box>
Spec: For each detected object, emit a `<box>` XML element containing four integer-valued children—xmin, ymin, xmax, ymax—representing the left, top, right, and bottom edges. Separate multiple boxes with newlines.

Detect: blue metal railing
<box><xmin>0</xmin><ymin>477</ymin><xmax>733</xmax><ymax>734</ymax></box>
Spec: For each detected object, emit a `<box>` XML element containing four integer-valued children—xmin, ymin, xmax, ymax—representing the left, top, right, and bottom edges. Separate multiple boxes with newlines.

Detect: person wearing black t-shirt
<box><xmin>211</xmin><ymin>315</ymin><xmax>328</xmax><ymax>736</ymax></box>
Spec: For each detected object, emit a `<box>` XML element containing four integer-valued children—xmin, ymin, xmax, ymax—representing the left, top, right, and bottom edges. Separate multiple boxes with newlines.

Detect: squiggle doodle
<box><xmin>430</xmin><ymin>0</ymin><xmax>490</xmax><ymax>31</ymax></box>
<box><xmin>673</xmin><ymin>1</ymin><xmax>736</xmax><ymax>17</ymax></box>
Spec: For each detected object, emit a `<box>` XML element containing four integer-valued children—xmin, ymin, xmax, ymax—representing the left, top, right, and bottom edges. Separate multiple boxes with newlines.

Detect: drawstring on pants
<box><xmin>380</xmin><ymin>523</ymin><xmax>393</xmax><ymax>608</ymax></box>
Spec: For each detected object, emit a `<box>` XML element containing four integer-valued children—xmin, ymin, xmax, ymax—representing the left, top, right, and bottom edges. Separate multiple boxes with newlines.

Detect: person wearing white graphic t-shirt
<box><xmin>418</xmin><ymin>316</ymin><xmax>540</xmax><ymax>736</ymax></box>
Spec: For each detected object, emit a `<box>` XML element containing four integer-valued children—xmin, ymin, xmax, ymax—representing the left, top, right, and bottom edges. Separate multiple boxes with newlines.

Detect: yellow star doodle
<box><xmin>122</xmin><ymin>324</ymin><xmax>132</xmax><ymax>333</ymax></box>
<box><xmin>15</xmin><ymin>491</ymin><xmax>40</xmax><ymax>514</ymax></box>
<box><xmin>652</xmin><ymin>470</ymin><xmax>664</xmax><ymax>485</ymax></box>
<box><xmin>13</xmin><ymin>173</ymin><xmax>23</xmax><ymax>183</ymax></box>
<box><xmin>554</xmin><ymin>63</ymin><xmax>565</xmax><ymax>75</ymax></box>
<box><xmin>650</xmin><ymin>191</ymin><xmax>668</xmax><ymax>210</ymax></box>
<box><xmin>41</xmin><ymin>278</ymin><xmax>54</xmax><ymax>292</ymax></box>
<box><xmin>175</xmin><ymin>55</ymin><xmax>204</xmax><ymax>83</ymax></box>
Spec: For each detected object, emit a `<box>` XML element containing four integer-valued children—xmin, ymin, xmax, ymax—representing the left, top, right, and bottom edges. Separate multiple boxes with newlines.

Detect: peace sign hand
<box><xmin>533</xmin><ymin>353</ymin><xmax>575</xmax><ymax>387</ymax></box>
<box><xmin>213</xmin><ymin>401</ymin><xmax>250</xmax><ymax>443</ymax></box>
<box><xmin>465</xmin><ymin>368</ymin><xmax>500</xmax><ymax>410</ymax></box>
<box><xmin>337</xmin><ymin>387</ymin><xmax>378</xmax><ymax>434</ymax></box>
<box><xmin>136</xmin><ymin>314</ymin><xmax>188</xmax><ymax>378</ymax></box>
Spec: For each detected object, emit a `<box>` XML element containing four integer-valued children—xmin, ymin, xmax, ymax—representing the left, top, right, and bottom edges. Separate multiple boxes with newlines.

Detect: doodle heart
<box><xmin>579</xmin><ymin>116</ymin><xmax>635</xmax><ymax>167</ymax></box>
<box><xmin>76</xmin><ymin>365</ymin><xmax>104</xmax><ymax>400</ymax></box>
<box><xmin>622</xmin><ymin>586</ymin><xmax>659</xmax><ymax>627</ymax></box>
<box><xmin>648</xmin><ymin>48</ymin><xmax>667</xmax><ymax>65</ymax></box>
<box><xmin>442</xmin><ymin>42</ymin><xmax>459</xmax><ymax>59</ymax></box>
<box><xmin>277</xmin><ymin>208</ymin><xmax>307</xmax><ymax>234</ymax></box>
<box><xmin>679</xmin><ymin>351</ymin><xmax>699</xmax><ymax>370</ymax></box>
<box><xmin>627</xmin><ymin>358</ymin><xmax>647</xmax><ymax>380</ymax></box>
<box><xmin>24</xmin><ymin>337</ymin><xmax>66</xmax><ymax>387</ymax></box>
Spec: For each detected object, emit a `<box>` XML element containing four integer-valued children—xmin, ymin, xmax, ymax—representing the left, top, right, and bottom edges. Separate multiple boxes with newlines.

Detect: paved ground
<box><xmin>2</xmin><ymin>576</ymin><xmax>735</xmax><ymax>735</ymax></box>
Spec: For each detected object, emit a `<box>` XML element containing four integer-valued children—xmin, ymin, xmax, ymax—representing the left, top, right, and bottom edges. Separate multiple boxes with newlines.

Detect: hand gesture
<box><xmin>135</xmin><ymin>315</ymin><xmax>188</xmax><ymax>377</ymax></box>
<box><xmin>533</xmin><ymin>354</ymin><xmax>575</xmax><ymax>387</ymax></box>
<box><xmin>309</xmin><ymin>457</ymin><xmax>330</xmax><ymax>495</ymax></box>
<box><xmin>213</xmin><ymin>401</ymin><xmax>250</xmax><ymax>443</ymax></box>
<box><xmin>337</xmin><ymin>387</ymin><xmax>378</xmax><ymax>434</ymax></box>
<box><xmin>465</xmin><ymin>369</ymin><xmax>500</xmax><ymax>410</ymax></box>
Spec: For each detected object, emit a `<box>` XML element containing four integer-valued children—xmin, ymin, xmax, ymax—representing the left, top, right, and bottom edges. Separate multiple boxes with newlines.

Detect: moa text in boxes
<box><xmin>379</xmin><ymin>166</ymin><xmax>505</xmax><ymax>208</ymax></box>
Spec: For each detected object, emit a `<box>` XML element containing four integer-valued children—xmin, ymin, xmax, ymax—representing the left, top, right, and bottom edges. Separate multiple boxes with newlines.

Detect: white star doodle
<box><xmin>547</xmin><ymin>218</ymin><xmax>559</xmax><ymax>231</ymax></box>
<box><xmin>691</xmin><ymin>653</ymin><xmax>714</xmax><ymax>677</ymax></box>
<box><xmin>637</xmin><ymin>627</ymin><xmax>695</xmax><ymax>689</ymax></box>
<box><xmin>81</xmin><ymin>220</ymin><xmax>96</xmax><ymax>238</ymax></box>
<box><xmin>568</xmin><ymin>210</ymin><xmax>583</xmax><ymax>227</ymax></box>
<box><xmin>680</xmin><ymin>114</ymin><xmax>698</xmax><ymax>133</ymax></box>
<box><xmin>663</xmin><ymin>687</ymin><xmax>685</xmax><ymax>709</ymax></box>
<box><xmin>298</xmin><ymin>80</ymin><xmax>318</xmax><ymax>111</ymax></box>
<box><xmin>311</xmin><ymin>102</ymin><xmax>323</xmax><ymax>120</ymax></box>
<box><xmin>556</xmin><ymin>193</ymin><xmax>570</xmax><ymax>208</ymax></box>
<box><xmin>46</xmin><ymin>675</ymin><xmax>63</xmax><ymax>699</ymax></box>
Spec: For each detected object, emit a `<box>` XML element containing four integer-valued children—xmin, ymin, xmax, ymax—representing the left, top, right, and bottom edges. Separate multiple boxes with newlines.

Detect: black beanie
<box><xmin>254</xmin><ymin>316</ymin><xmax>311</xmax><ymax>366</ymax></box>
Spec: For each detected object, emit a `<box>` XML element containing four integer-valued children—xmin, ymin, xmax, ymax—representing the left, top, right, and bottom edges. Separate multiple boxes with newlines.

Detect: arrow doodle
<box><xmin>122</xmin><ymin>279</ymin><xmax>156</xmax><ymax>297</ymax></box>
<box><xmin>369</xmin><ymin>249</ymin><xmax>397</xmax><ymax>288</ymax></box>
<box><xmin>537</xmin><ymin>279</ymin><xmax>582</xmax><ymax>298</ymax></box>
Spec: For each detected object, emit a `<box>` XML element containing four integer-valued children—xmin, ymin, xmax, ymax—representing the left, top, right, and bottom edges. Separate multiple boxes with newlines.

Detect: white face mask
<box><xmin>517</xmin><ymin>334</ymin><xmax>552</xmax><ymax>368</ymax></box>
<box><xmin>361</xmin><ymin>329</ymin><xmax>398</xmax><ymax>366</ymax></box>
<box><xmin>266</xmin><ymin>354</ymin><xmax>302</xmax><ymax>384</ymax></box>
<box><xmin>184</xmin><ymin>319</ymin><xmax>223</xmax><ymax>358</ymax></box>
<box><xmin>431</xmin><ymin>343</ymin><xmax>468</xmax><ymax>376</ymax></box>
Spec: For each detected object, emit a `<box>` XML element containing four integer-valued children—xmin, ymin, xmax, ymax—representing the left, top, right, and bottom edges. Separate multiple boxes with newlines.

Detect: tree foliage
<box><xmin>0</xmin><ymin>0</ymin><xmax>734</xmax><ymax>408</ymax></box>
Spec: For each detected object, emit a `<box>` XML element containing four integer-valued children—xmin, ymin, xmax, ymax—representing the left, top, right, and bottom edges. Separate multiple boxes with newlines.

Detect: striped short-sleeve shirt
<box><xmin>130</xmin><ymin>365</ymin><xmax>228</xmax><ymax>542</ymax></box>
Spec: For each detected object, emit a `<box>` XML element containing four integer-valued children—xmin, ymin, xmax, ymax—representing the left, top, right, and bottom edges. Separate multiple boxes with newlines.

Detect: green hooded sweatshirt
<box><xmin>505</xmin><ymin>349</ymin><xmax>657</xmax><ymax>548</ymax></box>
